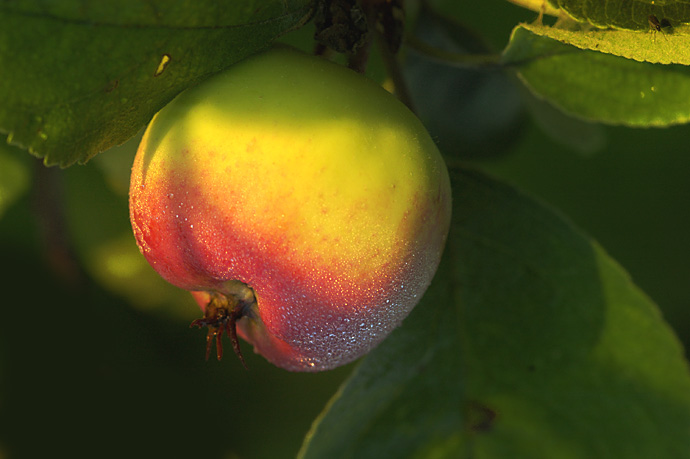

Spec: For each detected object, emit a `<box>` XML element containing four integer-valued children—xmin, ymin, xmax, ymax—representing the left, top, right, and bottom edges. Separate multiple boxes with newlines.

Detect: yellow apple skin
<box><xmin>129</xmin><ymin>46</ymin><xmax>451</xmax><ymax>371</ymax></box>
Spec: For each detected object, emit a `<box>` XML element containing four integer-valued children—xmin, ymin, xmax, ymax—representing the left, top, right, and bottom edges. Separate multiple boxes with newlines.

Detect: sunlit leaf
<box><xmin>549</xmin><ymin>0</ymin><xmax>690</xmax><ymax>30</ymax></box>
<box><xmin>503</xmin><ymin>26</ymin><xmax>690</xmax><ymax>126</ymax></box>
<box><xmin>522</xmin><ymin>21</ymin><xmax>690</xmax><ymax>65</ymax></box>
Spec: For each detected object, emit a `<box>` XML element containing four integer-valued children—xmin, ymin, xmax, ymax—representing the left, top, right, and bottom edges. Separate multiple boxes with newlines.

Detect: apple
<box><xmin>129</xmin><ymin>45</ymin><xmax>451</xmax><ymax>371</ymax></box>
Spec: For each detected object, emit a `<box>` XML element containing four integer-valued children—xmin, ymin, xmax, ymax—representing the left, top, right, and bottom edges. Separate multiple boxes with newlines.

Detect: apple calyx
<box><xmin>189</xmin><ymin>280</ymin><xmax>256</xmax><ymax>368</ymax></box>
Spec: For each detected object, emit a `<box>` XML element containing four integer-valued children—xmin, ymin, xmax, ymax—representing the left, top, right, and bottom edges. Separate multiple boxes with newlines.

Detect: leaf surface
<box><xmin>299</xmin><ymin>168</ymin><xmax>690</xmax><ymax>459</ymax></box>
<box><xmin>522</xmin><ymin>21</ymin><xmax>690</xmax><ymax>65</ymax></box>
<box><xmin>549</xmin><ymin>0</ymin><xmax>690</xmax><ymax>30</ymax></box>
<box><xmin>0</xmin><ymin>0</ymin><xmax>312</xmax><ymax>166</ymax></box>
<box><xmin>503</xmin><ymin>25</ymin><xmax>690</xmax><ymax>126</ymax></box>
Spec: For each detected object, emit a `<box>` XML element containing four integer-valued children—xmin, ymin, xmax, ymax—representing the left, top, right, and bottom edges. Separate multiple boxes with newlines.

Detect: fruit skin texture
<box><xmin>129</xmin><ymin>46</ymin><xmax>452</xmax><ymax>371</ymax></box>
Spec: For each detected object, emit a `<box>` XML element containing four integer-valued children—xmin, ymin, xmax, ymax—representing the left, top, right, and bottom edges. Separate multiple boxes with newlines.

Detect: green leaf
<box><xmin>299</xmin><ymin>169</ymin><xmax>690</xmax><ymax>459</ymax></box>
<box><xmin>521</xmin><ymin>21</ymin><xmax>690</xmax><ymax>65</ymax></box>
<box><xmin>549</xmin><ymin>0</ymin><xmax>690</xmax><ymax>30</ymax></box>
<box><xmin>0</xmin><ymin>0</ymin><xmax>312</xmax><ymax>167</ymax></box>
<box><xmin>503</xmin><ymin>25</ymin><xmax>690</xmax><ymax>126</ymax></box>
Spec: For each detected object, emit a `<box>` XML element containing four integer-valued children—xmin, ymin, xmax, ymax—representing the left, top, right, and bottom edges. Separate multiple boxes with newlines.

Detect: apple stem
<box><xmin>190</xmin><ymin>291</ymin><xmax>252</xmax><ymax>369</ymax></box>
<box><xmin>228</xmin><ymin>308</ymin><xmax>248</xmax><ymax>370</ymax></box>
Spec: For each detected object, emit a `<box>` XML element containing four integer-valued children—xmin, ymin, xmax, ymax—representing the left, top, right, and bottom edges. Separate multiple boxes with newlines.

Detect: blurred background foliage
<box><xmin>1</xmin><ymin>0</ymin><xmax>689</xmax><ymax>458</ymax></box>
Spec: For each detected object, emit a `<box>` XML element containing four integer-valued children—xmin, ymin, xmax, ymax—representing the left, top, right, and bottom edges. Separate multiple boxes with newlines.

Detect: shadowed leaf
<box><xmin>299</xmin><ymin>168</ymin><xmax>690</xmax><ymax>459</ymax></box>
<box><xmin>0</xmin><ymin>0</ymin><xmax>312</xmax><ymax>166</ymax></box>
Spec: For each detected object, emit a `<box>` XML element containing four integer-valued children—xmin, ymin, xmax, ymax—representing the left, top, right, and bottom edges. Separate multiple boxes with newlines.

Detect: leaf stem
<box><xmin>377</xmin><ymin>31</ymin><xmax>416</xmax><ymax>113</ymax></box>
<box><xmin>405</xmin><ymin>35</ymin><xmax>504</xmax><ymax>69</ymax></box>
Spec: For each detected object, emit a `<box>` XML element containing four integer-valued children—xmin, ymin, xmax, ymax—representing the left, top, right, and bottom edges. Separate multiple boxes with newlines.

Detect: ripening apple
<box><xmin>129</xmin><ymin>45</ymin><xmax>451</xmax><ymax>372</ymax></box>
